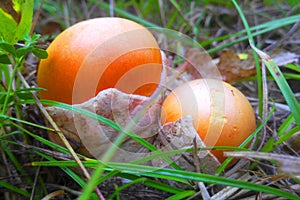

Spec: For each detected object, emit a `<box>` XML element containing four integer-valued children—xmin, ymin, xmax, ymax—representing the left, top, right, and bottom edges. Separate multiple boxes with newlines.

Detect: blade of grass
<box><xmin>284</xmin><ymin>63</ymin><xmax>300</xmax><ymax>73</ymax></box>
<box><xmin>169</xmin><ymin>0</ymin><xmax>191</xmax><ymax>29</ymax></box>
<box><xmin>82</xmin><ymin>160</ymin><xmax>185</xmax><ymax>195</ymax></box>
<box><xmin>32</xmin><ymin>150</ymin><xmax>98</xmax><ymax>200</ymax></box>
<box><xmin>0</xmin><ymin>130</ymin><xmax>23</xmax><ymax>139</ymax></box>
<box><xmin>232</xmin><ymin>0</ymin><xmax>263</xmax><ymax>117</ymax></box>
<box><xmin>108</xmin><ymin>177</ymin><xmax>148</xmax><ymax>200</ymax></box>
<box><xmin>251</xmin><ymin>44</ymin><xmax>300</xmax><ymax>127</ymax></box>
<box><xmin>132</xmin><ymin>146</ymin><xmax>249</xmax><ymax>165</ymax></box>
<box><xmin>0</xmin><ymin>113</ymin><xmax>54</xmax><ymax>131</ymax></box>
<box><xmin>1</xmin><ymin>56</ymin><xmax>25</xmax><ymax>115</ymax></box>
<box><xmin>166</xmin><ymin>190</ymin><xmax>196</xmax><ymax>200</ymax></box>
<box><xmin>252</xmin><ymin>113</ymin><xmax>299</xmax><ymax>169</ymax></box>
<box><xmin>9</xmin><ymin>120</ymin><xmax>81</xmax><ymax>156</ymax></box>
<box><xmin>33</xmin><ymin>151</ymin><xmax>84</xmax><ymax>187</ymax></box>
<box><xmin>106</xmin><ymin>163</ymin><xmax>299</xmax><ymax>200</ymax></box>
<box><xmin>1</xmin><ymin>142</ymin><xmax>33</xmax><ymax>186</ymax></box>
<box><xmin>118</xmin><ymin>173</ymin><xmax>184</xmax><ymax>194</ymax></box>
<box><xmin>91</xmin><ymin>0</ymin><xmax>160</xmax><ymax>28</ymax></box>
<box><xmin>275</xmin><ymin>126</ymin><xmax>299</xmax><ymax>146</ymax></box>
<box><xmin>0</xmin><ymin>180</ymin><xmax>31</xmax><ymax>198</ymax></box>
<box><xmin>31</xmin><ymin>160</ymin><xmax>300</xmax><ymax>200</ymax></box>
<box><xmin>205</xmin><ymin>14</ymin><xmax>300</xmax><ymax>51</ymax></box>
<box><xmin>278</xmin><ymin>113</ymin><xmax>296</xmax><ymax>136</ymax></box>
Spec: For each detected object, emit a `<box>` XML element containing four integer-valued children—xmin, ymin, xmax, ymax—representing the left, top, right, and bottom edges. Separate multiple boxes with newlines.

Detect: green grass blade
<box><xmin>205</xmin><ymin>15</ymin><xmax>300</xmax><ymax>51</ymax></box>
<box><xmin>254</xmin><ymin>114</ymin><xmax>299</xmax><ymax>168</ymax></box>
<box><xmin>105</xmin><ymin>163</ymin><xmax>299</xmax><ymax>200</ymax></box>
<box><xmin>33</xmin><ymin>151</ymin><xmax>86</xmax><ymax>187</ymax></box>
<box><xmin>31</xmin><ymin>160</ymin><xmax>300</xmax><ymax>200</ymax></box>
<box><xmin>166</xmin><ymin>190</ymin><xmax>195</xmax><ymax>200</ymax></box>
<box><xmin>275</xmin><ymin>126</ymin><xmax>299</xmax><ymax>146</ymax></box>
<box><xmin>0</xmin><ymin>113</ymin><xmax>53</xmax><ymax>131</ymax></box>
<box><xmin>92</xmin><ymin>0</ymin><xmax>160</xmax><ymax>28</ymax></box>
<box><xmin>284</xmin><ymin>63</ymin><xmax>300</xmax><ymax>73</ymax></box>
<box><xmin>0</xmin><ymin>130</ymin><xmax>23</xmax><ymax>139</ymax></box>
<box><xmin>32</xmin><ymin>151</ymin><xmax>98</xmax><ymax>200</ymax></box>
<box><xmin>1</xmin><ymin>141</ymin><xmax>33</xmax><ymax>186</ymax></box>
<box><xmin>0</xmin><ymin>180</ymin><xmax>31</xmax><ymax>198</ymax></box>
<box><xmin>232</xmin><ymin>0</ymin><xmax>263</xmax><ymax>117</ymax></box>
<box><xmin>108</xmin><ymin>177</ymin><xmax>148</xmax><ymax>200</ymax></box>
<box><xmin>252</xmin><ymin>46</ymin><xmax>300</xmax><ymax>127</ymax></box>
<box><xmin>118</xmin><ymin>173</ymin><xmax>184</xmax><ymax>194</ymax></box>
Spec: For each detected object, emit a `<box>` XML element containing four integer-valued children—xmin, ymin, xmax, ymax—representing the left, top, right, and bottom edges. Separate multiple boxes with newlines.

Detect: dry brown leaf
<box><xmin>184</xmin><ymin>48</ymin><xmax>222</xmax><ymax>80</ymax></box>
<box><xmin>215</xmin><ymin>49</ymin><xmax>299</xmax><ymax>83</ymax></box>
<box><xmin>269</xmin><ymin>49</ymin><xmax>300</xmax><ymax>66</ymax></box>
<box><xmin>174</xmin><ymin>48</ymin><xmax>256</xmax><ymax>83</ymax></box>
<box><xmin>47</xmin><ymin>88</ymin><xmax>161</xmax><ymax>162</ymax></box>
<box><xmin>286</xmin><ymin>131</ymin><xmax>300</xmax><ymax>153</ymax></box>
<box><xmin>216</xmin><ymin>49</ymin><xmax>257</xmax><ymax>83</ymax></box>
<box><xmin>153</xmin><ymin>116</ymin><xmax>220</xmax><ymax>174</ymax></box>
<box><xmin>40</xmin><ymin>20</ymin><xmax>63</xmax><ymax>35</ymax></box>
<box><xmin>162</xmin><ymin>48</ymin><xmax>223</xmax><ymax>91</ymax></box>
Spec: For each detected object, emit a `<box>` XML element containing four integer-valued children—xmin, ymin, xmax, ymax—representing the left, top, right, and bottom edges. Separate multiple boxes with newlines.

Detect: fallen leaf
<box><xmin>47</xmin><ymin>88</ymin><xmax>162</xmax><ymax>162</ymax></box>
<box><xmin>269</xmin><ymin>49</ymin><xmax>300</xmax><ymax>66</ymax></box>
<box><xmin>216</xmin><ymin>49</ymin><xmax>256</xmax><ymax>83</ymax></box>
<box><xmin>184</xmin><ymin>48</ymin><xmax>222</xmax><ymax>80</ymax></box>
<box><xmin>153</xmin><ymin>116</ymin><xmax>220</xmax><ymax>174</ymax></box>
<box><xmin>173</xmin><ymin>48</ymin><xmax>257</xmax><ymax>83</ymax></box>
<box><xmin>40</xmin><ymin>20</ymin><xmax>63</xmax><ymax>35</ymax></box>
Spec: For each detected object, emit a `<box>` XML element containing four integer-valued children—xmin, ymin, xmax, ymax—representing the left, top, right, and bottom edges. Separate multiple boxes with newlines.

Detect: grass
<box><xmin>1</xmin><ymin>0</ymin><xmax>300</xmax><ymax>199</ymax></box>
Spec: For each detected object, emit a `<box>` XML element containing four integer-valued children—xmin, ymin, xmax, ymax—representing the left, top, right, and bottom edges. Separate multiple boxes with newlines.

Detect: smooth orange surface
<box><xmin>161</xmin><ymin>79</ymin><xmax>256</xmax><ymax>163</ymax></box>
<box><xmin>37</xmin><ymin>17</ymin><xmax>162</xmax><ymax>104</ymax></box>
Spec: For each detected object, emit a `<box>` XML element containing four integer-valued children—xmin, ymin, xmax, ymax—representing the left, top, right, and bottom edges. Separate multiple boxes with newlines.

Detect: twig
<box><xmin>191</xmin><ymin>138</ymin><xmax>211</xmax><ymax>200</ymax></box>
<box><xmin>30</xmin><ymin>0</ymin><xmax>44</xmax><ymax>36</ymax></box>
<box><xmin>30</xmin><ymin>162</ymin><xmax>41</xmax><ymax>200</ymax></box>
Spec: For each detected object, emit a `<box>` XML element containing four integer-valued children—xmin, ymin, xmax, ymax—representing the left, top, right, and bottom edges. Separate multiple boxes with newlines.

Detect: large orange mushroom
<box><xmin>37</xmin><ymin>17</ymin><xmax>162</xmax><ymax>104</ymax></box>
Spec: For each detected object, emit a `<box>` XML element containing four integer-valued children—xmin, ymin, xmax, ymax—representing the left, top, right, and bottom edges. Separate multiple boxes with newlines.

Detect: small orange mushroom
<box><xmin>161</xmin><ymin>79</ymin><xmax>256</xmax><ymax>163</ymax></box>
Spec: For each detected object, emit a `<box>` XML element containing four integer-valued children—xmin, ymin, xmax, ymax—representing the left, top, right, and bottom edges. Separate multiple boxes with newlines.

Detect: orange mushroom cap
<box><xmin>37</xmin><ymin>17</ymin><xmax>162</xmax><ymax>104</ymax></box>
<box><xmin>161</xmin><ymin>79</ymin><xmax>256</xmax><ymax>163</ymax></box>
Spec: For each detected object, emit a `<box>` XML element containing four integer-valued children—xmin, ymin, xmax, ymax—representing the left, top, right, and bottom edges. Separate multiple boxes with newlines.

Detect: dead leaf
<box><xmin>286</xmin><ymin>131</ymin><xmax>300</xmax><ymax>153</ymax></box>
<box><xmin>184</xmin><ymin>48</ymin><xmax>222</xmax><ymax>80</ymax></box>
<box><xmin>269</xmin><ymin>49</ymin><xmax>300</xmax><ymax>66</ymax></box>
<box><xmin>162</xmin><ymin>48</ymin><xmax>223</xmax><ymax>91</ymax></box>
<box><xmin>153</xmin><ymin>116</ymin><xmax>220</xmax><ymax>174</ymax></box>
<box><xmin>216</xmin><ymin>49</ymin><xmax>257</xmax><ymax>83</ymax></box>
<box><xmin>47</xmin><ymin>88</ymin><xmax>162</xmax><ymax>162</ymax></box>
<box><xmin>40</xmin><ymin>21</ymin><xmax>63</xmax><ymax>35</ymax></box>
<box><xmin>173</xmin><ymin>48</ymin><xmax>257</xmax><ymax>83</ymax></box>
<box><xmin>215</xmin><ymin>49</ymin><xmax>299</xmax><ymax>83</ymax></box>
